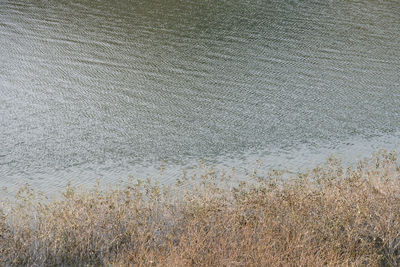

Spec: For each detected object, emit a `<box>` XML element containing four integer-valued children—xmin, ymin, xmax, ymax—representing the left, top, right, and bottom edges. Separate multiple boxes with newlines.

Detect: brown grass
<box><xmin>1</xmin><ymin>150</ymin><xmax>400</xmax><ymax>266</ymax></box>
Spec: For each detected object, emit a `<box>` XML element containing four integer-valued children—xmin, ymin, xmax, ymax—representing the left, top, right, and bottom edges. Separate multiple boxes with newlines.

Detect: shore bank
<box><xmin>1</xmin><ymin>150</ymin><xmax>399</xmax><ymax>266</ymax></box>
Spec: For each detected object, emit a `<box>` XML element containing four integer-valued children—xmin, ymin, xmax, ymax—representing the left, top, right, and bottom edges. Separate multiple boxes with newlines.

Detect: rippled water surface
<box><xmin>1</xmin><ymin>0</ymin><xmax>400</xmax><ymax>193</ymax></box>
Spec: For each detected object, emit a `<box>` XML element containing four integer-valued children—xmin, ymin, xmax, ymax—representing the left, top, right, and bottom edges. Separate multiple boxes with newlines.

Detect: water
<box><xmin>1</xmin><ymin>0</ymin><xmax>400</xmax><ymax>194</ymax></box>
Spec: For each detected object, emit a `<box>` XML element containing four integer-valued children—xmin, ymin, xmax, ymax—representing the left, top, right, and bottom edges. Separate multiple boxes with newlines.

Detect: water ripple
<box><xmin>1</xmin><ymin>0</ymin><xmax>399</xmax><ymax>194</ymax></box>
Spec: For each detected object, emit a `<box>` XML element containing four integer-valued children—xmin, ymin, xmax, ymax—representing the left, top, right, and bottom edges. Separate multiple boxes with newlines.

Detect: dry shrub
<box><xmin>1</xmin><ymin>150</ymin><xmax>400</xmax><ymax>266</ymax></box>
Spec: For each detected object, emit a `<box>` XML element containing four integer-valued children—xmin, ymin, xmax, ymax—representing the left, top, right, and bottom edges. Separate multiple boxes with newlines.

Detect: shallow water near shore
<box><xmin>1</xmin><ymin>0</ymin><xmax>400</xmax><ymax>194</ymax></box>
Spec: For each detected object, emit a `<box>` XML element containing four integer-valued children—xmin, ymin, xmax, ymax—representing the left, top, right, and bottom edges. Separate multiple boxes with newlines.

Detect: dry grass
<box><xmin>1</xmin><ymin>150</ymin><xmax>400</xmax><ymax>266</ymax></box>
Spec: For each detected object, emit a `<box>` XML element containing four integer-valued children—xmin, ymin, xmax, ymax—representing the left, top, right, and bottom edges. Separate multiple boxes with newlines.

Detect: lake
<box><xmin>1</xmin><ymin>0</ymin><xmax>399</xmax><ymax>194</ymax></box>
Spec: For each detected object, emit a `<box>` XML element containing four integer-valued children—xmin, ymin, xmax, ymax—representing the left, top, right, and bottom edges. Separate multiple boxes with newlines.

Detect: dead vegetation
<box><xmin>1</xmin><ymin>150</ymin><xmax>400</xmax><ymax>266</ymax></box>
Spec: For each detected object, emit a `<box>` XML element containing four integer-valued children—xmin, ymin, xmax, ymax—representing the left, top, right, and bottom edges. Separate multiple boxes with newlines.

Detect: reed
<box><xmin>1</xmin><ymin>150</ymin><xmax>399</xmax><ymax>266</ymax></box>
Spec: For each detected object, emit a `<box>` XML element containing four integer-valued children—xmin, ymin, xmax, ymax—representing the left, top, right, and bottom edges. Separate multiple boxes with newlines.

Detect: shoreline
<box><xmin>1</xmin><ymin>150</ymin><xmax>399</xmax><ymax>266</ymax></box>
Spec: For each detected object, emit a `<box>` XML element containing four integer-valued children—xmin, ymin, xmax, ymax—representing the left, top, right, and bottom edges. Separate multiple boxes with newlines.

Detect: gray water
<box><xmin>1</xmin><ymin>0</ymin><xmax>400</xmax><ymax>193</ymax></box>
